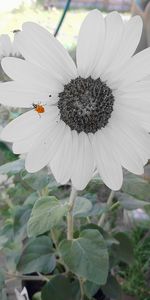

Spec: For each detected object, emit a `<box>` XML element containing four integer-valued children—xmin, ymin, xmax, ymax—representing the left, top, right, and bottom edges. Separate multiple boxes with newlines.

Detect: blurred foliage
<box><xmin>0</xmin><ymin>141</ymin><xmax>18</xmax><ymax>164</ymax></box>
<box><xmin>0</xmin><ymin>155</ymin><xmax>150</xmax><ymax>299</ymax></box>
<box><xmin>120</xmin><ymin>227</ymin><xmax>150</xmax><ymax>300</ymax></box>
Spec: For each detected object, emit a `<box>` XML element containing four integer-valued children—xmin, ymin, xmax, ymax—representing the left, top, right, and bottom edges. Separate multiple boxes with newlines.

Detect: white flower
<box><xmin>0</xmin><ymin>10</ymin><xmax>150</xmax><ymax>191</ymax></box>
<box><xmin>15</xmin><ymin>287</ymin><xmax>29</xmax><ymax>300</ymax></box>
<box><xmin>0</xmin><ymin>32</ymin><xmax>22</xmax><ymax>82</ymax></box>
<box><xmin>0</xmin><ymin>33</ymin><xmax>20</xmax><ymax>59</ymax></box>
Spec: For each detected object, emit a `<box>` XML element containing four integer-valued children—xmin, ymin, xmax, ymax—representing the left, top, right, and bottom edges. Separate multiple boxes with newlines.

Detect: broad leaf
<box><xmin>102</xmin><ymin>275</ymin><xmax>122</xmax><ymax>300</ymax></box>
<box><xmin>24</xmin><ymin>192</ymin><xmax>39</xmax><ymax>207</ymax></box>
<box><xmin>73</xmin><ymin>197</ymin><xmax>92</xmax><ymax>217</ymax></box>
<box><xmin>13</xmin><ymin>206</ymin><xmax>31</xmax><ymax>240</ymax></box>
<box><xmin>27</xmin><ymin>196</ymin><xmax>68</xmax><ymax>237</ymax></box>
<box><xmin>85</xmin><ymin>176</ymin><xmax>103</xmax><ymax>193</ymax></box>
<box><xmin>122</xmin><ymin>173</ymin><xmax>150</xmax><ymax>201</ymax></box>
<box><xmin>0</xmin><ymin>159</ymin><xmax>24</xmax><ymax>174</ymax></box>
<box><xmin>59</xmin><ymin>229</ymin><xmax>109</xmax><ymax>285</ymax></box>
<box><xmin>17</xmin><ymin>236</ymin><xmax>56</xmax><ymax>274</ymax></box>
<box><xmin>112</xmin><ymin>232</ymin><xmax>134</xmax><ymax>264</ymax></box>
<box><xmin>81</xmin><ymin>224</ymin><xmax>119</xmax><ymax>247</ymax></box>
<box><xmin>0</xmin><ymin>223</ymin><xmax>13</xmax><ymax>248</ymax></box>
<box><xmin>41</xmin><ymin>275</ymin><xmax>80</xmax><ymax>300</ymax></box>
<box><xmin>22</xmin><ymin>170</ymin><xmax>50</xmax><ymax>191</ymax></box>
<box><xmin>83</xmin><ymin>281</ymin><xmax>99</xmax><ymax>298</ymax></box>
<box><xmin>117</xmin><ymin>192</ymin><xmax>150</xmax><ymax>210</ymax></box>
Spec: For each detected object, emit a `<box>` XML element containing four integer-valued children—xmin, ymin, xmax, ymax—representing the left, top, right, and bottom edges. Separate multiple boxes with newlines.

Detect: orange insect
<box><xmin>32</xmin><ymin>103</ymin><xmax>45</xmax><ymax>117</ymax></box>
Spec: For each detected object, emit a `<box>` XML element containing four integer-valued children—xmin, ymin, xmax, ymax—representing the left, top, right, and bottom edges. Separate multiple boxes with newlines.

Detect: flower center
<box><xmin>58</xmin><ymin>76</ymin><xmax>114</xmax><ymax>134</ymax></box>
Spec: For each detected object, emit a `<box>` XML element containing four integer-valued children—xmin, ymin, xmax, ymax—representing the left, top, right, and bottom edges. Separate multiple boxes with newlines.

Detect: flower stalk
<box><xmin>67</xmin><ymin>186</ymin><xmax>77</xmax><ymax>240</ymax></box>
<box><xmin>98</xmin><ymin>190</ymin><xmax>115</xmax><ymax>227</ymax></box>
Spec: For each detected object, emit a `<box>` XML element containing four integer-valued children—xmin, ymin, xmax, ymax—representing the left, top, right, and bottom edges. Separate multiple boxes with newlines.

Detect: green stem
<box><xmin>54</xmin><ymin>0</ymin><xmax>72</xmax><ymax>37</ymax></box>
<box><xmin>6</xmin><ymin>272</ymin><xmax>49</xmax><ymax>282</ymax></box>
<box><xmin>67</xmin><ymin>186</ymin><xmax>77</xmax><ymax>240</ymax></box>
<box><xmin>98</xmin><ymin>190</ymin><xmax>115</xmax><ymax>227</ymax></box>
<box><xmin>79</xmin><ymin>277</ymin><xmax>84</xmax><ymax>300</ymax></box>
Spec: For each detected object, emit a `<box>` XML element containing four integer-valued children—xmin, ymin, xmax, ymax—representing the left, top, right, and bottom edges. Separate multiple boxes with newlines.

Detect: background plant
<box><xmin>0</xmin><ymin>156</ymin><xmax>150</xmax><ymax>300</ymax></box>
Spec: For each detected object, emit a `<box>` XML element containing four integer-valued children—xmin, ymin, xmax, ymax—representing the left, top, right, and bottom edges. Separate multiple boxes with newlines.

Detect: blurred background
<box><xmin>0</xmin><ymin>0</ymin><xmax>149</xmax><ymax>53</ymax></box>
<box><xmin>0</xmin><ymin>1</ymin><xmax>150</xmax><ymax>300</ymax></box>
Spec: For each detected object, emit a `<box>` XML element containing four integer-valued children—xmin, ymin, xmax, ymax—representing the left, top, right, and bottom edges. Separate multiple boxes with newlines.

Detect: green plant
<box><xmin>0</xmin><ymin>158</ymin><xmax>150</xmax><ymax>299</ymax></box>
<box><xmin>120</xmin><ymin>227</ymin><xmax>150</xmax><ymax>300</ymax></box>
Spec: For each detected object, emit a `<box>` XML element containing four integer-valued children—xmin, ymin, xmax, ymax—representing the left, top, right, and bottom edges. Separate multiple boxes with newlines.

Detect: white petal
<box><xmin>76</xmin><ymin>9</ymin><xmax>105</xmax><ymax>78</ymax></box>
<box><xmin>90</xmin><ymin>130</ymin><xmax>123</xmax><ymax>190</ymax></box>
<box><xmin>109</xmin><ymin>111</ymin><xmax>150</xmax><ymax>164</ymax></box>
<box><xmin>103</xmin><ymin>15</ymin><xmax>143</xmax><ymax>82</ymax></box>
<box><xmin>92</xmin><ymin>11</ymin><xmax>123</xmax><ymax>79</ymax></box>
<box><xmin>115</xmin><ymin>47</ymin><xmax>150</xmax><ymax>88</ymax></box>
<box><xmin>25</xmin><ymin>121</ymin><xmax>66</xmax><ymax>173</ymax></box>
<box><xmin>119</xmin><ymin>80</ymin><xmax>150</xmax><ymax>93</ymax></box>
<box><xmin>13</xmin><ymin>131</ymin><xmax>41</xmax><ymax>154</ymax></box>
<box><xmin>114</xmin><ymin>102</ymin><xmax>150</xmax><ymax>130</ymax></box>
<box><xmin>0</xmin><ymin>81</ymin><xmax>57</xmax><ymax>108</ymax></box>
<box><xmin>50</xmin><ymin>126</ymin><xmax>72</xmax><ymax>184</ymax></box>
<box><xmin>15</xmin><ymin>22</ymin><xmax>77</xmax><ymax>84</ymax></box>
<box><xmin>0</xmin><ymin>34</ymin><xmax>12</xmax><ymax>57</ymax></box>
<box><xmin>15</xmin><ymin>287</ymin><xmax>29</xmax><ymax>300</ymax></box>
<box><xmin>115</xmin><ymin>91</ymin><xmax>150</xmax><ymax>112</ymax></box>
<box><xmin>1</xmin><ymin>106</ymin><xmax>59</xmax><ymax>142</ymax></box>
<box><xmin>1</xmin><ymin>57</ymin><xmax>63</xmax><ymax>91</ymax></box>
<box><xmin>71</xmin><ymin>132</ymin><xmax>94</xmax><ymax>190</ymax></box>
<box><xmin>105</xmin><ymin>125</ymin><xmax>145</xmax><ymax>175</ymax></box>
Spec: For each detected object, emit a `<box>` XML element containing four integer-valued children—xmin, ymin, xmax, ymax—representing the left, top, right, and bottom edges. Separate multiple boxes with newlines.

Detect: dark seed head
<box><xmin>57</xmin><ymin>76</ymin><xmax>114</xmax><ymax>134</ymax></box>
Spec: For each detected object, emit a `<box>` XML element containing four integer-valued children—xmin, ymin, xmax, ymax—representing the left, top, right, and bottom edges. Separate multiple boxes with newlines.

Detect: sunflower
<box><xmin>0</xmin><ymin>10</ymin><xmax>150</xmax><ymax>190</ymax></box>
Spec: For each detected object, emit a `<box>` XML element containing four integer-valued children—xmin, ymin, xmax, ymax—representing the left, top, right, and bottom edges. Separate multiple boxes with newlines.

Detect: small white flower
<box><xmin>0</xmin><ymin>33</ymin><xmax>20</xmax><ymax>58</ymax></box>
<box><xmin>15</xmin><ymin>287</ymin><xmax>29</xmax><ymax>300</ymax></box>
<box><xmin>0</xmin><ymin>32</ymin><xmax>22</xmax><ymax>81</ymax></box>
<box><xmin>1</xmin><ymin>10</ymin><xmax>150</xmax><ymax>190</ymax></box>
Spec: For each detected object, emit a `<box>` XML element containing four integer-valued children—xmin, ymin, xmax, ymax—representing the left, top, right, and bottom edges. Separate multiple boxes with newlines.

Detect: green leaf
<box><xmin>117</xmin><ymin>192</ymin><xmax>150</xmax><ymax>210</ymax></box>
<box><xmin>81</xmin><ymin>224</ymin><xmax>119</xmax><ymax>247</ymax></box>
<box><xmin>41</xmin><ymin>275</ymin><xmax>80</xmax><ymax>300</ymax></box>
<box><xmin>47</xmin><ymin>174</ymin><xmax>59</xmax><ymax>189</ymax></box>
<box><xmin>24</xmin><ymin>192</ymin><xmax>39</xmax><ymax>207</ymax></box>
<box><xmin>13</xmin><ymin>206</ymin><xmax>31</xmax><ymax>240</ymax></box>
<box><xmin>59</xmin><ymin>229</ymin><xmax>109</xmax><ymax>285</ymax></box>
<box><xmin>5</xmin><ymin>245</ymin><xmax>22</xmax><ymax>272</ymax></box>
<box><xmin>71</xmin><ymin>279</ymin><xmax>81</xmax><ymax>300</ymax></box>
<box><xmin>17</xmin><ymin>236</ymin><xmax>56</xmax><ymax>274</ymax></box>
<box><xmin>0</xmin><ymin>159</ymin><xmax>24</xmax><ymax>175</ymax></box>
<box><xmin>22</xmin><ymin>170</ymin><xmax>50</xmax><ymax>191</ymax></box>
<box><xmin>102</xmin><ymin>275</ymin><xmax>122</xmax><ymax>300</ymax></box>
<box><xmin>122</xmin><ymin>173</ymin><xmax>150</xmax><ymax>201</ymax></box>
<box><xmin>86</xmin><ymin>176</ymin><xmax>103</xmax><ymax>193</ymax></box>
<box><xmin>83</xmin><ymin>281</ymin><xmax>99</xmax><ymax>298</ymax></box>
<box><xmin>112</xmin><ymin>232</ymin><xmax>134</xmax><ymax>265</ymax></box>
<box><xmin>27</xmin><ymin>196</ymin><xmax>68</xmax><ymax>237</ymax></box>
<box><xmin>32</xmin><ymin>292</ymin><xmax>41</xmax><ymax>300</ymax></box>
<box><xmin>0</xmin><ymin>236</ymin><xmax>8</xmax><ymax>250</ymax></box>
<box><xmin>73</xmin><ymin>197</ymin><xmax>92</xmax><ymax>217</ymax></box>
<box><xmin>0</xmin><ymin>269</ymin><xmax>5</xmax><ymax>290</ymax></box>
<box><xmin>0</xmin><ymin>289</ymin><xmax>7</xmax><ymax>300</ymax></box>
<box><xmin>0</xmin><ymin>223</ymin><xmax>14</xmax><ymax>248</ymax></box>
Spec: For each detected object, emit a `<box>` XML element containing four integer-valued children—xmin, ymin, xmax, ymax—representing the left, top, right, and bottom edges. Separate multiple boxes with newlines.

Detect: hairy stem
<box><xmin>79</xmin><ymin>277</ymin><xmax>84</xmax><ymax>300</ymax></box>
<box><xmin>67</xmin><ymin>186</ymin><xmax>77</xmax><ymax>240</ymax></box>
<box><xmin>98</xmin><ymin>190</ymin><xmax>115</xmax><ymax>227</ymax></box>
<box><xmin>6</xmin><ymin>272</ymin><xmax>49</xmax><ymax>282</ymax></box>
